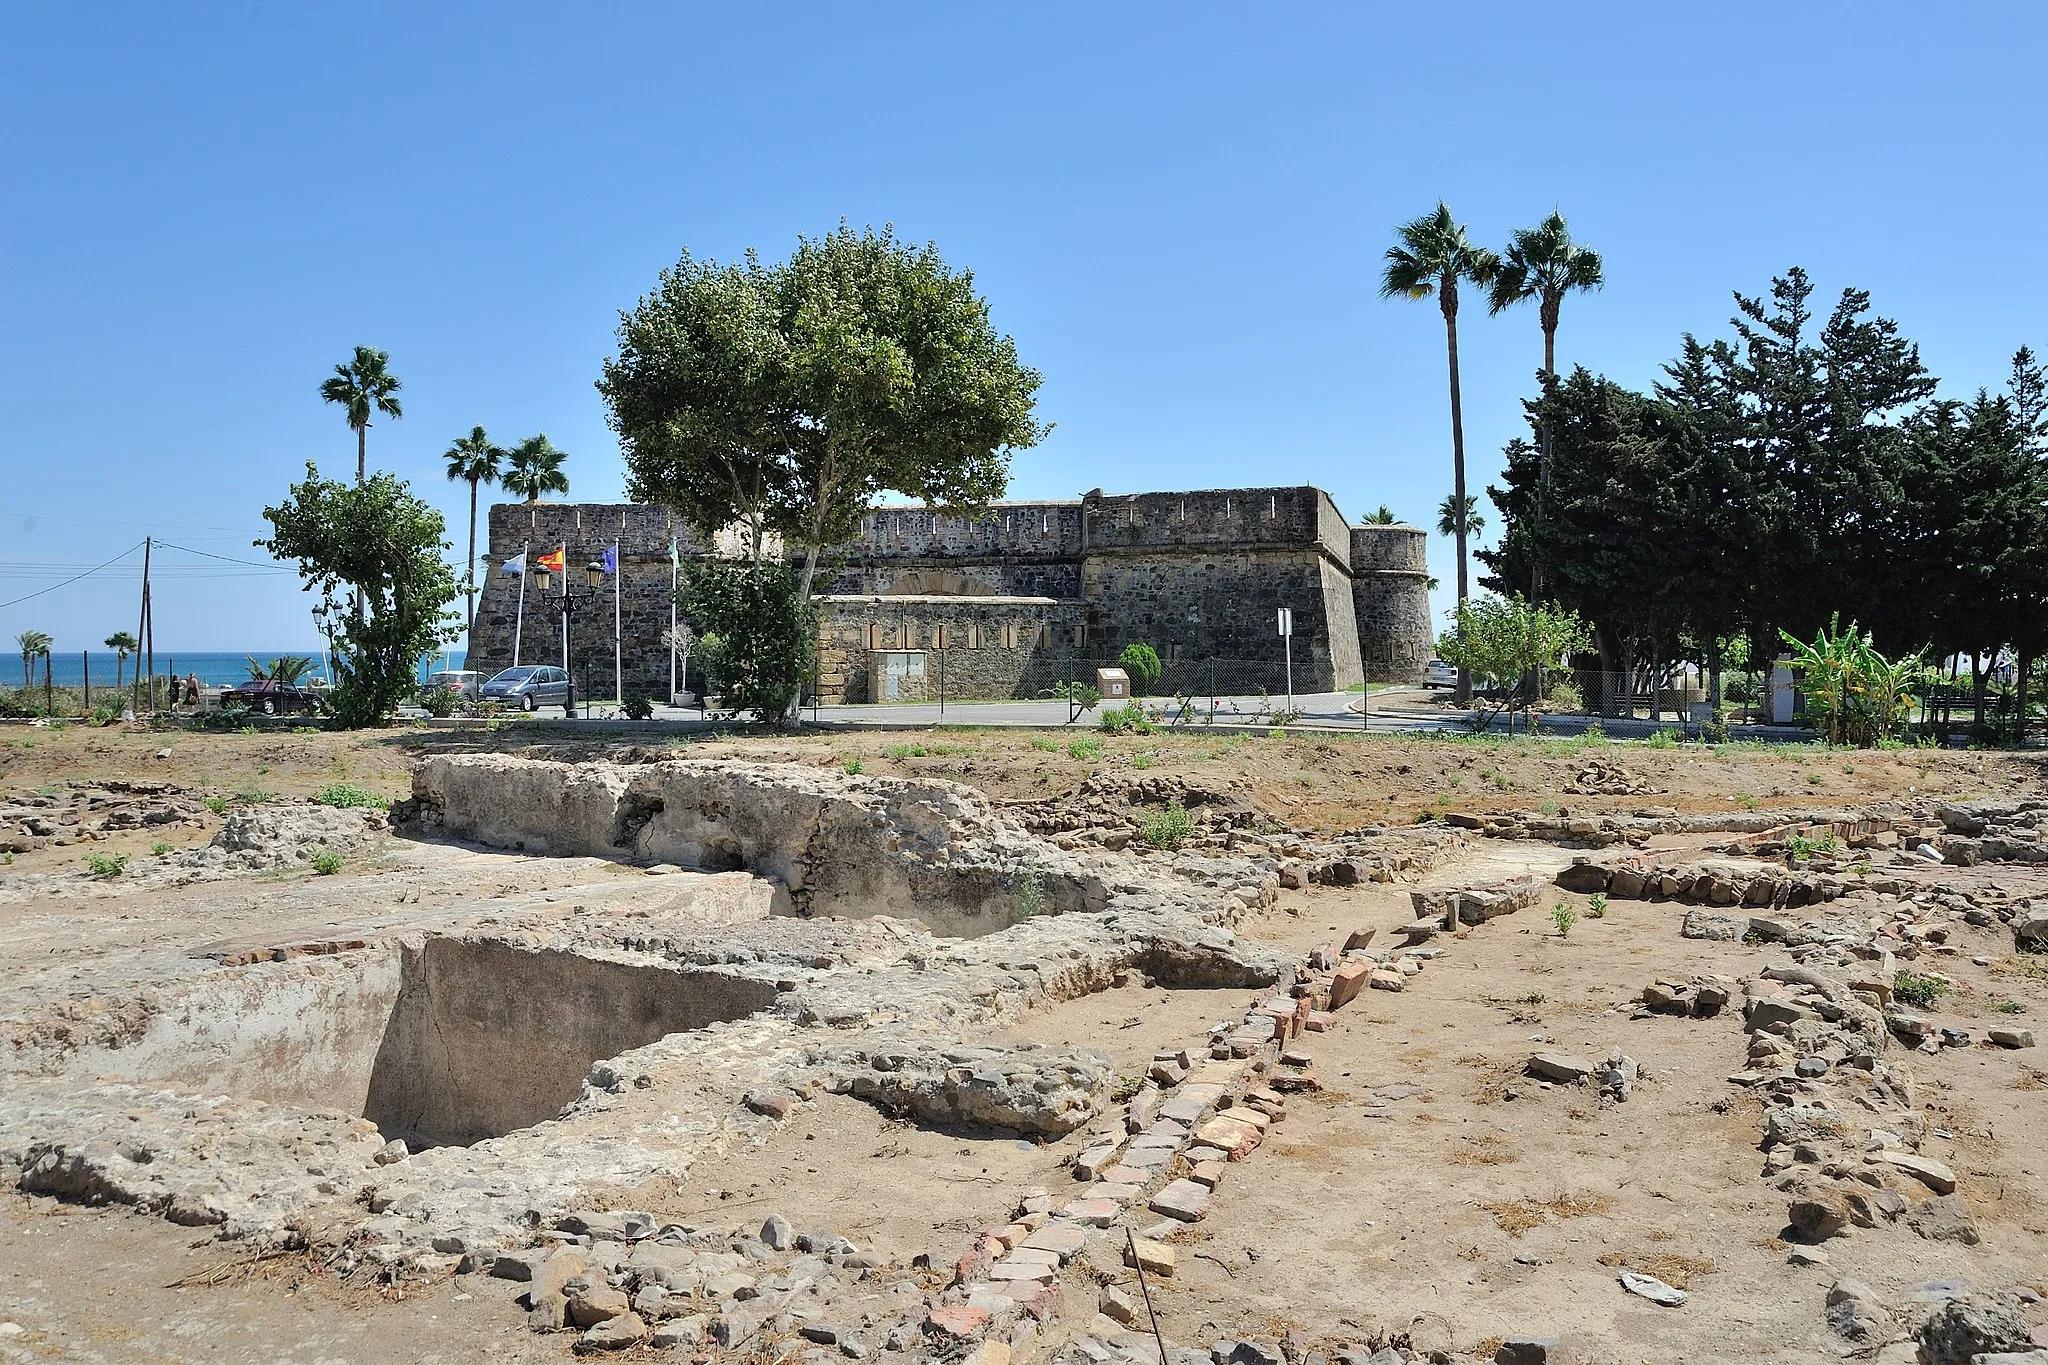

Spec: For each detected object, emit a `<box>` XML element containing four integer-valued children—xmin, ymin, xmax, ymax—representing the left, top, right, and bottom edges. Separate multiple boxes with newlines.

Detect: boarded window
<box><xmin>867</xmin><ymin>623</ymin><xmax>878</xmax><ymax>651</ymax></box>
<box><xmin>1002</xmin><ymin>622</ymin><xmax>1016</xmax><ymax>649</ymax></box>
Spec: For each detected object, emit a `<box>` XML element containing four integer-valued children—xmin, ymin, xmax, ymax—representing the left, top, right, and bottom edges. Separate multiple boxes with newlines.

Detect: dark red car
<box><xmin>220</xmin><ymin>678</ymin><xmax>325</xmax><ymax>716</ymax></box>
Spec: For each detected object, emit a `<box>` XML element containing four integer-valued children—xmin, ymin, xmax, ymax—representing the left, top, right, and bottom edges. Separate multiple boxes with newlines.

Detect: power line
<box><xmin>0</xmin><ymin>540</ymin><xmax>144</xmax><ymax>610</ymax></box>
<box><xmin>155</xmin><ymin>541</ymin><xmax>290</xmax><ymax>570</ymax></box>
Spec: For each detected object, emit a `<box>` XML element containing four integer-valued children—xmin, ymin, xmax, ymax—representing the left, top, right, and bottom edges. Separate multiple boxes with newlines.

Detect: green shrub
<box><xmin>1015</xmin><ymin>862</ymin><xmax>1047</xmax><ymax>919</ymax></box>
<box><xmin>882</xmin><ymin>742</ymin><xmax>927</xmax><ymax>759</ymax></box>
<box><xmin>1098</xmin><ymin>702</ymin><xmax>1152</xmax><ymax>735</ymax></box>
<box><xmin>1545</xmin><ymin>679</ymin><xmax>1583</xmax><ymax>712</ymax></box>
<box><xmin>1116</xmin><ymin>643</ymin><xmax>1162</xmax><ymax>695</ymax></box>
<box><xmin>1586</xmin><ymin>892</ymin><xmax>1608</xmax><ymax>919</ymax></box>
<box><xmin>1892</xmin><ymin>969</ymin><xmax>1951</xmax><ymax>1010</ymax></box>
<box><xmin>622</xmin><ymin>694</ymin><xmax>656</xmax><ymax>722</ymax></box>
<box><xmin>1645</xmin><ymin>728</ymin><xmax>1676</xmax><ymax>750</ymax></box>
<box><xmin>311</xmin><ymin>851</ymin><xmax>343</xmax><ymax>875</ymax></box>
<box><xmin>1028</xmin><ymin>736</ymin><xmax>1060</xmax><ymax>752</ymax></box>
<box><xmin>1141</xmin><ymin>800</ymin><xmax>1194</xmax><ymax>851</ymax></box>
<box><xmin>1551</xmin><ymin>902</ymin><xmax>1578</xmax><ymax>937</ymax></box>
<box><xmin>415</xmin><ymin>686</ymin><xmax>458</xmax><ymax>717</ymax></box>
<box><xmin>315</xmin><ymin>782</ymin><xmax>387</xmax><ymax>809</ymax></box>
<box><xmin>84</xmin><ymin>852</ymin><xmax>128</xmax><ymax>879</ymax></box>
<box><xmin>150</xmin><ymin>842</ymin><xmax>173</xmax><ymax>857</ymax></box>
<box><xmin>1067</xmin><ymin>736</ymin><xmax>1104</xmax><ymax>761</ymax></box>
<box><xmin>842</xmin><ymin>756</ymin><xmax>863</xmax><ymax>775</ymax></box>
<box><xmin>203</xmin><ymin>795</ymin><xmax>230</xmax><ymax>815</ymax></box>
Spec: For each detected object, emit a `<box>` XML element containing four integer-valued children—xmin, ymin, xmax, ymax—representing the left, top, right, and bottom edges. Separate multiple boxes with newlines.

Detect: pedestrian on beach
<box><xmin>185</xmin><ymin>672</ymin><xmax>200</xmax><ymax>711</ymax></box>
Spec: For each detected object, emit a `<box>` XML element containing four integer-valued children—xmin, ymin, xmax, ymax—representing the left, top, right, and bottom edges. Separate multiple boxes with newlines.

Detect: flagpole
<box><xmin>558</xmin><ymin>542</ymin><xmax>569</xmax><ymax>683</ymax></box>
<box><xmin>612</xmin><ymin>540</ymin><xmax>623</xmax><ymax>711</ymax></box>
<box><xmin>512</xmin><ymin>541</ymin><xmax>529</xmax><ymax>666</ymax></box>
<box><xmin>668</xmin><ymin>530</ymin><xmax>678</xmax><ymax>706</ymax></box>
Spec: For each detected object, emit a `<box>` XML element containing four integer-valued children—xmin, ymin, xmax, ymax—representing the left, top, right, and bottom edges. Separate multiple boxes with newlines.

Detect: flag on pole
<box><xmin>536</xmin><ymin>547</ymin><xmax>564</xmax><ymax>573</ymax></box>
<box><xmin>500</xmin><ymin>550</ymin><xmax>526</xmax><ymax>575</ymax></box>
<box><xmin>667</xmin><ymin>535</ymin><xmax>678</xmax><ymax>568</ymax></box>
<box><xmin>600</xmin><ymin>543</ymin><xmax>618</xmax><ymax>575</ymax></box>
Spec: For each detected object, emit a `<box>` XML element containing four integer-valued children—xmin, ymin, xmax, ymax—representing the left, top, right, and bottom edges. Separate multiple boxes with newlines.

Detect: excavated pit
<box><xmin>58</xmin><ymin>938</ymin><xmax>779</xmax><ymax>1151</ymax></box>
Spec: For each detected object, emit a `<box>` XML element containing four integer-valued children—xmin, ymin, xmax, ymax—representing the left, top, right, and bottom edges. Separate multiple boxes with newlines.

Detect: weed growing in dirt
<box><xmin>314</xmin><ymin>782</ymin><xmax>387</xmax><ymax>810</ymax></box>
<box><xmin>234</xmin><ymin>784</ymin><xmax>276</xmax><ymax>804</ymax></box>
<box><xmin>311</xmin><ymin>851</ymin><xmax>343</xmax><ymax>875</ymax></box>
<box><xmin>1112</xmin><ymin>1074</ymin><xmax>1146</xmax><ymax>1102</ymax></box>
<box><xmin>1893</xmin><ymin>969</ymin><xmax>1952</xmax><ymax>1009</ymax></box>
<box><xmin>1132</xmin><ymin>751</ymin><xmax>1156</xmax><ymax>770</ymax></box>
<box><xmin>1993</xmin><ymin>999</ymin><xmax>2025</xmax><ymax>1014</ymax></box>
<box><xmin>882</xmin><ymin>743</ymin><xmax>926</xmax><ymax>759</ymax></box>
<box><xmin>1537</xmin><ymin>798</ymin><xmax>1559</xmax><ymax>816</ymax></box>
<box><xmin>1733</xmin><ymin>789</ymin><xmax>1759</xmax><ymax>810</ymax></box>
<box><xmin>1142</xmin><ymin>800</ymin><xmax>1194</xmax><ymax>851</ymax></box>
<box><xmin>1551</xmin><ymin>902</ymin><xmax>1578</xmax><ymax>937</ymax></box>
<box><xmin>1806</xmin><ymin>772</ymin><xmax>1823</xmax><ymax>785</ymax></box>
<box><xmin>84</xmin><ymin>852</ymin><xmax>128</xmax><ymax>879</ymax></box>
<box><xmin>150</xmin><ymin>842</ymin><xmax>172</xmax><ymax>857</ymax></box>
<box><xmin>1586</xmin><ymin>892</ymin><xmax>1608</xmax><ymax>918</ymax></box>
<box><xmin>1027</xmin><ymin>736</ymin><xmax>1059</xmax><ymax>753</ymax></box>
<box><xmin>1788</xmin><ymin>832</ymin><xmax>1839</xmax><ymax>862</ymax></box>
<box><xmin>1645</xmin><ymin>729</ymin><xmax>1676</xmax><ymax>750</ymax></box>
<box><xmin>203</xmin><ymin>796</ymin><xmax>230</xmax><ymax>815</ymax></box>
<box><xmin>842</xmin><ymin>757</ymin><xmax>863</xmax><ymax>775</ymax></box>
<box><xmin>1015</xmin><ymin>863</ymin><xmax>1046</xmax><ymax>919</ymax></box>
<box><xmin>1067</xmin><ymin>736</ymin><xmax>1105</xmax><ymax>761</ymax></box>
<box><xmin>1097</xmin><ymin>702</ymin><xmax>1152</xmax><ymax>735</ymax></box>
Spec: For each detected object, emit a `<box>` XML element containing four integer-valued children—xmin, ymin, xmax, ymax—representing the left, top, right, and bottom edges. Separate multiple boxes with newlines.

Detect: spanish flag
<box><xmin>535</xmin><ymin>546</ymin><xmax>565</xmax><ymax>573</ymax></box>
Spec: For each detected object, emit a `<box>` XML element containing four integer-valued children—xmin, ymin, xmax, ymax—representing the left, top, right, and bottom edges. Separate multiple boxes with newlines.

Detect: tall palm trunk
<box><xmin>465</xmin><ymin>477</ymin><xmax>479</xmax><ymax>638</ymax></box>
<box><xmin>1442</xmin><ymin>279</ymin><xmax>1472</xmax><ymax>703</ymax></box>
<box><xmin>356</xmin><ymin>424</ymin><xmax>367</xmax><ymax>484</ymax></box>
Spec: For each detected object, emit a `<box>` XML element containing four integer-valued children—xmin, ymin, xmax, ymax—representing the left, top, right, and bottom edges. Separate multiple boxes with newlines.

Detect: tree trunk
<box><xmin>465</xmin><ymin>479</ymin><xmax>479</xmax><ymax>638</ymax></box>
<box><xmin>1444</xmin><ymin>283</ymin><xmax>1471</xmax><ymax>704</ymax></box>
<box><xmin>2019</xmin><ymin>648</ymin><xmax>2032</xmax><ymax>747</ymax></box>
<box><xmin>1972</xmin><ymin>654</ymin><xmax>1987</xmax><ymax>729</ymax></box>
<box><xmin>356</xmin><ymin>424</ymin><xmax>367</xmax><ymax>484</ymax></box>
<box><xmin>1594</xmin><ymin>624</ymin><xmax>1618</xmax><ymax>717</ymax></box>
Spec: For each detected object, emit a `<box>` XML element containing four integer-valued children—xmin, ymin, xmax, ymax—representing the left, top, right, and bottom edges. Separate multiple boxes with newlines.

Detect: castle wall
<box><xmin>466</xmin><ymin>487</ymin><xmax>1433</xmax><ymax>706</ymax></box>
<box><xmin>1350</xmin><ymin>525</ymin><xmax>1434</xmax><ymax>684</ymax></box>
<box><xmin>815</xmin><ymin>596</ymin><xmax>1083</xmax><ymax>704</ymax></box>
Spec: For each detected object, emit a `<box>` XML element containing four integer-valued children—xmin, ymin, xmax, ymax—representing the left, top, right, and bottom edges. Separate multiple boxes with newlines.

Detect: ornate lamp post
<box><xmin>536</xmin><ymin>558</ymin><xmax>608</xmax><ymax>719</ymax></box>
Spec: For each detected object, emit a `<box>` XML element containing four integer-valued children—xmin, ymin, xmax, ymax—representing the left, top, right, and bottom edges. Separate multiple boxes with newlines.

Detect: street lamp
<box><xmin>536</xmin><ymin>559</ymin><xmax>608</xmax><ymax>718</ymax></box>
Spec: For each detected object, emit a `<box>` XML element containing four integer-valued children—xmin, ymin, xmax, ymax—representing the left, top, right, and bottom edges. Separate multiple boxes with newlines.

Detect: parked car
<box><xmin>1423</xmin><ymin>659</ymin><xmax>1458</xmax><ymax>689</ymax></box>
<box><xmin>480</xmin><ymin>665</ymin><xmax>572</xmax><ymax>712</ymax></box>
<box><xmin>220</xmin><ymin>678</ymin><xmax>325</xmax><ymax>716</ymax></box>
<box><xmin>424</xmin><ymin>669</ymin><xmax>483</xmax><ymax>699</ymax></box>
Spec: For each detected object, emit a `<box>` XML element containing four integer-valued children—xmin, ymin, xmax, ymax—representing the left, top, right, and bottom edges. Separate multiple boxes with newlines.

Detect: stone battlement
<box><xmin>467</xmin><ymin>484</ymin><xmax>1433</xmax><ymax>703</ymax></box>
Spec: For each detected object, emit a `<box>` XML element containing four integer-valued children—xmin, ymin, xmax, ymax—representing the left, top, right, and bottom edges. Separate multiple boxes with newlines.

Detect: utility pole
<box><xmin>138</xmin><ymin>536</ymin><xmax>153</xmax><ymax>714</ymax></box>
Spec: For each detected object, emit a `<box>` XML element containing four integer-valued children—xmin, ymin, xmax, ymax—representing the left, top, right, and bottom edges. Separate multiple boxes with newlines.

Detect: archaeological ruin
<box><xmin>466</xmin><ymin>485</ymin><xmax>1435</xmax><ymax>704</ymax></box>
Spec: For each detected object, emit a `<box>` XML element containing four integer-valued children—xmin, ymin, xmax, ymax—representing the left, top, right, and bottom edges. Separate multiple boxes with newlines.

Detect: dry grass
<box><xmin>1597</xmin><ymin>1248</ymin><xmax>1718</xmax><ymax>1288</ymax></box>
<box><xmin>1458</xmin><ymin>1054</ymin><xmax>1523</xmax><ymax>1106</ymax></box>
<box><xmin>1480</xmin><ymin>1192</ymin><xmax>1617</xmax><ymax>1236</ymax></box>
<box><xmin>1448</xmin><ymin>1136</ymin><xmax>1518</xmax><ymax>1167</ymax></box>
<box><xmin>2013</xmin><ymin>1065</ymin><xmax>2048</xmax><ymax>1092</ymax></box>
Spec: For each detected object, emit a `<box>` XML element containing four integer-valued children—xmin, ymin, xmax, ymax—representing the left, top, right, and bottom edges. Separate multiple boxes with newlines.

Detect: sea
<box><xmin>27</xmin><ymin>650</ymin><xmax>468</xmax><ymax>689</ymax></box>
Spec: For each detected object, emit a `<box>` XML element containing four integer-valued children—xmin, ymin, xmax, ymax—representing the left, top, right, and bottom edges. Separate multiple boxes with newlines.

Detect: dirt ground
<box><xmin>2</xmin><ymin>719</ymin><xmax>2045</xmax><ymax>1363</ymax></box>
<box><xmin>2</xmin><ymin>719</ymin><xmax>2040</xmax><ymax>881</ymax></box>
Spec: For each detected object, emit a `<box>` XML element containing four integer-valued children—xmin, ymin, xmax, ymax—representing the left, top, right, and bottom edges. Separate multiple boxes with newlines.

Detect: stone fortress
<box><xmin>466</xmin><ymin>485</ymin><xmax>1433</xmax><ymax>704</ymax></box>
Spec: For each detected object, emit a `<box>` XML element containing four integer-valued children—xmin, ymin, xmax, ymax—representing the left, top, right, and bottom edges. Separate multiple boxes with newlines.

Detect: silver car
<box><xmin>1424</xmin><ymin>659</ymin><xmax>1458</xmax><ymax>689</ymax></box>
<box><xmin>480</xmin><ymin>665</ymin><xmax>571</xmax><ymax>712</ymax></box>
<box><xmin>424</xmin><ymin>669</ymin><xmax>483</xmax><ymax>699</ymax></box>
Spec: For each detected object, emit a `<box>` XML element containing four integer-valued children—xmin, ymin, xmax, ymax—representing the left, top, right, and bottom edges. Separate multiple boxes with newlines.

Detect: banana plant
<box><xmin>1779</xmin><ymin>616</ymin><xmax>1920</xmax><ymax>746</ymax></box>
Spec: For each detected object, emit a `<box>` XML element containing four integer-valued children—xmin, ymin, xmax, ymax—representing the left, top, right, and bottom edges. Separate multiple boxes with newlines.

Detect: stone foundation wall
<box><xmin>816</xmin><ymin>596</ymin><xmax>1085</xmax><ymax>704</ymax></box>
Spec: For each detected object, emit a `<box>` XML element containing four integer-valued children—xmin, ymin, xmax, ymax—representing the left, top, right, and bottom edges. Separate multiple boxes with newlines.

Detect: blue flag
<box><xmin>500</xmin><ymin>551</ymin><xmax>526</xmax><ymax>575</ymax></box>
<box><xmin>601</xmin><ymin>543</ymin><xmax>618</xmax><ymax>575</ymax></box>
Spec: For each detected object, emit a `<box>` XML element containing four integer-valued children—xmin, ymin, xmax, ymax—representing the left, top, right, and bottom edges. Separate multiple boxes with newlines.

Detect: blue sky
<box><xmin>3</xmin><ymin>4</ymin><xmax>2042</xmax><ymax>652</ymax></box>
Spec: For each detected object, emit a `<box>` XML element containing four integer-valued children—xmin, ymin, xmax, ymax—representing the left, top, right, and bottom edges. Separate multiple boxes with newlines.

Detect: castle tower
<box><xmin>1349</xmin><ymin>524</ymin><xmax>1433</xmax><ymax>684</ymax></box>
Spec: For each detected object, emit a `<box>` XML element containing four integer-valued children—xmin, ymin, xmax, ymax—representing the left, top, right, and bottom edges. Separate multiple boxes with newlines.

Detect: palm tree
<box><xmin>502</xmin><ymin>434</ymin><xmax>570</xmax><ymax>504</ymax></box>
<box><xmin>445</xmin><ymin>425</ymin><xmax>506</xmax><ymax>636</ymax></box>
<box><xmin>245</xmin><ymin>655</ymin><xmax>314</xmax><ymax>685</ymax></box>
<box><xmin>1488</xmin><ymin>212</ymin><xmax>1603</xmax><ymax>596</ymax></box>
<box><xmin>319</xmin><ymin>345</ymin><xmax>404</xmax><ymax>483</ymax></box>
<box><xmin>1487</xmin><ymin>211</ymin><xmax>1604</xmax><ymax>380</ymax></box>
<box><xmin>16</xmin><ymin>630</ymin><xmax>51</xmax><ymax>689</ymax></box>
<box><xmin>1436</xmin><ymin>494</ymin><xmax>1486</xmax><ymax>543</ymax></box>
<box><xmin>104</xmin><ymin>631</ymin><xmax>138</xmax><ymax>689</ymax></box>
<box><xmin>1364</xmin><ymin>505</ymin><xmax>1399</xmax><ymax>525</ymax></box>
<box><xmin>1381</xmin><ymin>203</ymin><xmax>1500</xmax><ymax>620</ymax></box>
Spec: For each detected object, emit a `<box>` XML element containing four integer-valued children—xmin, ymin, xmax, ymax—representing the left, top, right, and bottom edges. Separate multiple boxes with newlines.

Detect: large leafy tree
<box><xmin>259</xmin><ymin>465</ymin><xmax>459</xmax><ymax>727</ymax></box>
<box><xmin>1381</xmin><ymin>203</ymin><xmax>1500</xmax><ymax>701</ymax></box>
<box><xmin>678</xmin><ymin>557</ymin><xmax>815</xmax><ymax>725</ymax></box>
<box><xmin>600</xmin><ymin>223</ymin><xmax>1047</xmax><ymax>604</ymax></box>
<box><xmin>502</xmin><ymin>434</ymin><xmax>570</xmax><ymax>504</ymax></box>
<box><xmin>319</xmin><ymin>345</ymin><xmax>404</xmax><ymax>484</ymax></box>
<box><xmin>443</xmin><ymin>425</ymin><xmax>506</xmax><ymax>636</ymax></box>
